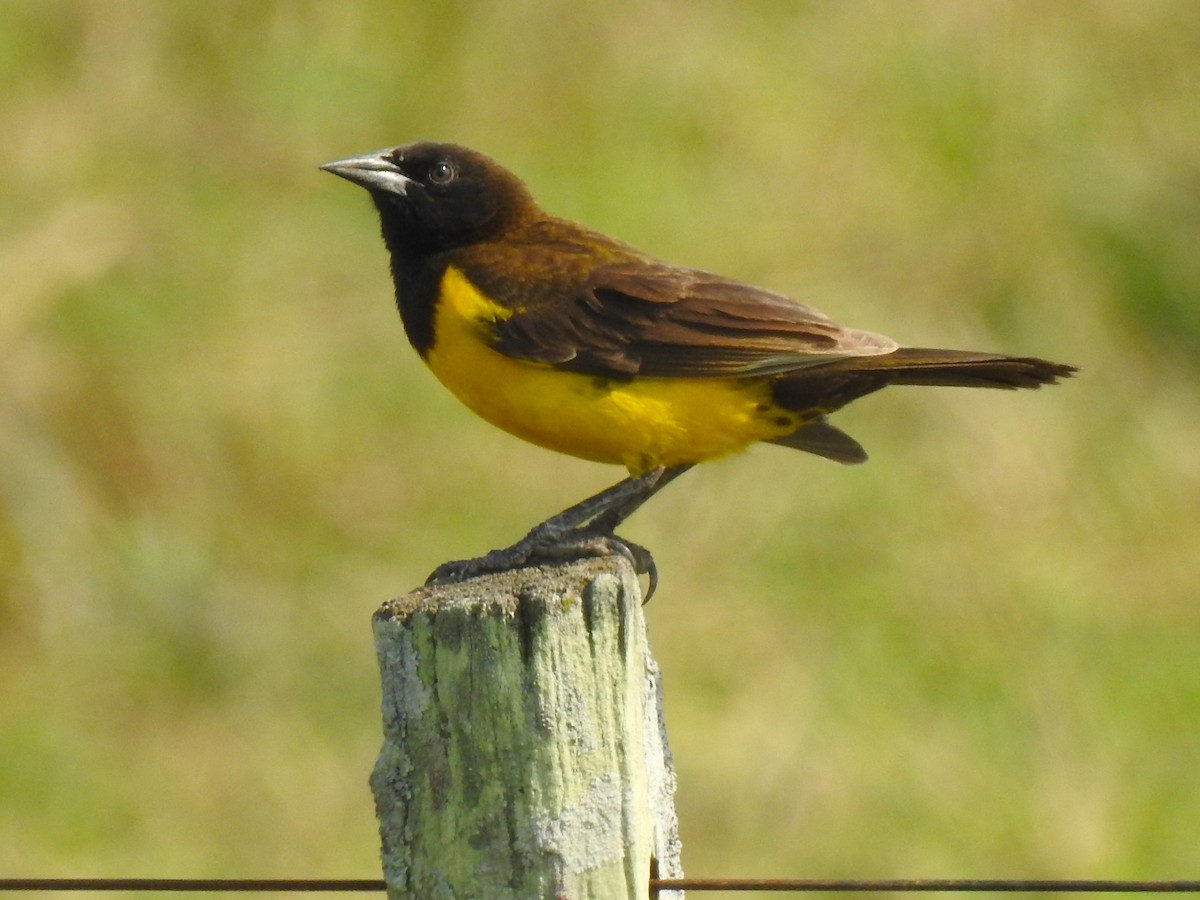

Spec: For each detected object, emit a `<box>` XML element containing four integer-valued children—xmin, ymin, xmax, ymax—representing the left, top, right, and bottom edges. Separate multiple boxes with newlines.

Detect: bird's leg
<box><xmin>426</xmin><ymin>464</ymin><xmax>693</xmax><ymax>599</ymax></box>
<box><xmin>585</xmin><ymin>463</ymin><xmax>692</xmax><ymax>534</ymax></box>
<box><xmin>517</xmin><ymin>463</ymin><xmax>692</xmax><ymax>545</ymax></box>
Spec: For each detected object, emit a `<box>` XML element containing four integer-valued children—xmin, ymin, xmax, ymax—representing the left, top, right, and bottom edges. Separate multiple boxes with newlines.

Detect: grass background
<box><xmin>3</xmin><ymin>0</ymin><xmax>1200</xmax><ymax>885</ymax></box>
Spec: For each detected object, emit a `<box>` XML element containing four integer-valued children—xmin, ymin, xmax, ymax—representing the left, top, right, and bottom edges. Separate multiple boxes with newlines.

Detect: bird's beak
<box><xmin>320</xmin><ymin>150</ymin><xmax>412</xmax><ymax>195</ymax></box>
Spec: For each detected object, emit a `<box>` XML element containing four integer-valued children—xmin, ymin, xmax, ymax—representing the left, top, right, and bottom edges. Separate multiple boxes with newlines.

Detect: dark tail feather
<box><xmin>852</xmin><ymin>348</ymin><xmax>1077</xmax><ymax>390</ymax></box>
<box><xmin>767</xmin><ymin>348</ymin><xmax>1076</xmax><ymax>464</ymax></box>
<box><xmin>772</xmin><ymin>348</ymin><xmax>1076</xmax><ymax>412</ymax></box>
<box><xmin>768</xmin><ymin>416</ymin><xmax>868</xmax><ymax>465</ymax></box>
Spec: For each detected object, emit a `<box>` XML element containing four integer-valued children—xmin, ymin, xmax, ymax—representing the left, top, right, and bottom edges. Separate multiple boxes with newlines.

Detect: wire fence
<box><xmin>3</xmin><ymin>877</ymin><xmax>1200</xmax><ymax>894</ymax></box>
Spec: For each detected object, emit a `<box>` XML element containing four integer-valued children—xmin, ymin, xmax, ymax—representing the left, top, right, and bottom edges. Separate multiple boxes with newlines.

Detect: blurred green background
<box><xmin>3</xmin><ymin>0</ymin><xmax>1199</xmax><ymax>887</ymax></box>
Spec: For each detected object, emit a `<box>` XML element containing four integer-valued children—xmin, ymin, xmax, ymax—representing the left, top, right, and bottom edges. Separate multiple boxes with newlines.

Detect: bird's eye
<box><xmin>429</xmin><ymin>160</ymin><xmax>456</xmax><ymax>185</ymax></box>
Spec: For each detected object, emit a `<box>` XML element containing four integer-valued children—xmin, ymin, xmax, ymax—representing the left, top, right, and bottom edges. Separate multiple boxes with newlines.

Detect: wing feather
<box><xmin>483</xmin><ymin>258</ymin><xmax>897</xmax><ymax>379</ymax></box>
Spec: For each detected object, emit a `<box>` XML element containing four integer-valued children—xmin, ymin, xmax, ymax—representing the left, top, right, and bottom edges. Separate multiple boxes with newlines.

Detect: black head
<box><xmin>320</xmin><ymin>142</ymin><xmax>536</xmax><ymax>255</ymax></box>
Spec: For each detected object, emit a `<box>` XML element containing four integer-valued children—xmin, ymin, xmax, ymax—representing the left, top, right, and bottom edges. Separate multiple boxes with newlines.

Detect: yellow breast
<box><xmin>423</xmin><ymin>266</ymin><xmax>799</xmax><ymax>474</ymax></box>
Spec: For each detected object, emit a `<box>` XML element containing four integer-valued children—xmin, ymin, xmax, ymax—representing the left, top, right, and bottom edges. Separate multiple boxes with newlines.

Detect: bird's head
<box><xmin>321</xmin><ymin>142</ymin><xmax>535</xmax><ymax>255</ymax></box>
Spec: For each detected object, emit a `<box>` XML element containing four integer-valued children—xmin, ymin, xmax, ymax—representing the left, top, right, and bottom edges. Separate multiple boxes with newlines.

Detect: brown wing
<box><xmin>484</xmin><ymin>259</ymin><xmax>897</xmax><ymax>379</ymax></box>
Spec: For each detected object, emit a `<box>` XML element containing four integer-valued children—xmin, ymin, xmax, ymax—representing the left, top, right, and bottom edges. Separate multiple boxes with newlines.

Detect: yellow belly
<box><xmin>424</xmin><ymin>266</ymin><xmax>799</xmax><ymax>474</ymax></box>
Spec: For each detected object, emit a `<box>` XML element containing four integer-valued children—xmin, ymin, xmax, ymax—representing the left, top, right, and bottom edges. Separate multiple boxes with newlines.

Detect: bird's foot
<box><xmin>425</xmin><ymin>465</ymin><xmax>692</xmax><ymax>603</ymax></box>
<box><xmin>426</xmin><ymin>527</ymin><xmax>660</xmax><ymax>602</ymax></box>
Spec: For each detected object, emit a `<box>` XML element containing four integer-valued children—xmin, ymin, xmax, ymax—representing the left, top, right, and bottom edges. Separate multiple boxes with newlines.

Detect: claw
<box><xmin>603</xmin><ymin>536</ymin><xmax>658</xmax><ymax>603</ymax></box>
<box><xmin>641</xmin><ymin>557</ymin><xmax>659</xmax><ymax>604</ymax></box>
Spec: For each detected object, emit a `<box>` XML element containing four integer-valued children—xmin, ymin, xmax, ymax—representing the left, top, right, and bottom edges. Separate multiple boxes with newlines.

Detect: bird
<box><xmin>321</xmin><ymin>142</ymin><xmax>1075</xmax><ymax>595</ymax></box>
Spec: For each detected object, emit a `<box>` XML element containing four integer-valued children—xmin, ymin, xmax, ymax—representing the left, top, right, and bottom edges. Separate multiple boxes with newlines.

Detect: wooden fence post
<box><xmin>370</xmin><ymin>556</ymin><xmax>684</xmax><ymax>899</ymax></box>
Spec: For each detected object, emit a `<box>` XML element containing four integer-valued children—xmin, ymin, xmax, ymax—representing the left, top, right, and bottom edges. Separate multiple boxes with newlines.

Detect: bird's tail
<box><xmin>847</xmin><ymin>348</ymin><xmax>1077</xmax><ymax>389</ymax></box>
<box><xmin>767</xmin><ymin>348</ymin><xmax>1076</xmax><ymax>465</ymax></box>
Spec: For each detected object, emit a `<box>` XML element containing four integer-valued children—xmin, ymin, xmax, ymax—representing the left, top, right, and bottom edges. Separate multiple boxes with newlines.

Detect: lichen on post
<box><xmin>370</xmin><ymin>556</ymin><xmax>683</xmax><ymax>899</ymax></box>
